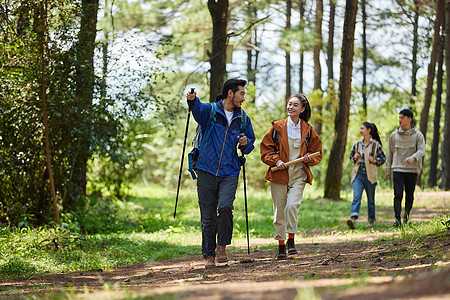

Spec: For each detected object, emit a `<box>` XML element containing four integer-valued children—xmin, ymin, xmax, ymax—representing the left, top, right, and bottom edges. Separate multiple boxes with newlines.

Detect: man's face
<box><xmin>399</xmin><ymin>114</ymin><xmax>412</xmax><ymax>128</ymax></box>
<box><xmin>231</xmin><ymin>86</ymin><xmax>246</xmax><ymax>108</ymax></box>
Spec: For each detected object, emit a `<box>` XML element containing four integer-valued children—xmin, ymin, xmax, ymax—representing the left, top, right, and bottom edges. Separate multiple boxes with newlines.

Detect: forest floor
<box><xmin>2</xmin><ymin>192</ymin><xmax>450</xmax><ymax>299</ymax></box>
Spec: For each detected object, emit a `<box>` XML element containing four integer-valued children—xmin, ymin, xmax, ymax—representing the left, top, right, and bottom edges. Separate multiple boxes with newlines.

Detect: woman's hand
<box><xmin>276</xmin><ymin>160</ymin><xmax>287</xmax><ymax>170</ymax></box>
<box><xmin>303</xmin><ymin>154</ymin><xmax>311</xmax><ymax>164</ymax></box>
<box><xmin>354</xmin><ymin>153</ymin><xmax>361</xmax><ymax>161</ymax></box>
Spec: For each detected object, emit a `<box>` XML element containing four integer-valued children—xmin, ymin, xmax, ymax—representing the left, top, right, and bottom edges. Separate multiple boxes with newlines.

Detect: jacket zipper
<box><xmin>216</xmin><ymin>115</ymin><xmax>241</xmax><ymax>176</ymax></box>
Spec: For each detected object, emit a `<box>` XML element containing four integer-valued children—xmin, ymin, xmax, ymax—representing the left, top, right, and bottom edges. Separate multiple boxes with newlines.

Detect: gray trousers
<box><xmin>197</xmin><ymin>170</ymin><xmax>239</xmax><ymax>258</ymax></box>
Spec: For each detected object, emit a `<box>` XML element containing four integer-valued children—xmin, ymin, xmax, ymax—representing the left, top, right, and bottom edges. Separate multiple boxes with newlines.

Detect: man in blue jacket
<box><xmin>186</xmin><ymin>79</ymin><xmax>255</xmax><ymax>268</ymax></box>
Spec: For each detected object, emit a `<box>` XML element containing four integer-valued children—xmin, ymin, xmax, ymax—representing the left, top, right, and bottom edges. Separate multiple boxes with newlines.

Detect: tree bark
<box><xmin>208</xmin><ymin>0</ymin><xmax>229</xmax><ymax>102</ymax></box>
<box><xmin>441</xmin><ymin>0</ymin><xmax>450</xmax><ymax>190</ymax></box>
<box><xmin>69</xmin><ymin>0</ymin><xmax>99</xmax><ymax>211</ymax></box>
<box><xmin>429</xmin><ymin>10</ymin><xmax>445</xmax><ymax>188</ymax></box>
<box><xmin>324</xmin><ymin>0</ymin><xmax>358</xmax><ymax>200</ymax></box>
<box><xmin>326</xmin><ymin>0</ymin><xmax>335</xmax><ymax>84</ymax></box>
<box><xmin>37</xmin><ymin>0</ymin><xmax>59</xmax><ymax>222</ymax></box>
<box><xmin>314</xmin><ymin>0</ymin><xmax>323</xmax><ymax>135</ymax></box>
<box><xmin>420</xmin><ymin>0</ymin><xmax>444</xmax><ymax>141</ymax></box>
<box><xmin>326</xmin><ymin>0</ymin><xmax>336</xmax><ymax>111</ymax></box>
<box><xmin>362</xmin><ymin>0</ymin><xmax>367</xmax><ymax>115</ymax></box>
<box><xmin>299</xmin><ymin>0</ymin><xmax>305</xmax><ymax>93</ymax></box>
<box><xmin>246</xmin><ymin>3</ymin><xmax>257</xmax><ymax>88</ymax></box>
<box><xmin>411</xmin><ymin>0</ymin><xmax>419</xmax><ymax>109</ymax></box>
<box><xmin>286</xmin><ymin>0</ymin><xmax>292</xmax><ymax>103</ymax></box>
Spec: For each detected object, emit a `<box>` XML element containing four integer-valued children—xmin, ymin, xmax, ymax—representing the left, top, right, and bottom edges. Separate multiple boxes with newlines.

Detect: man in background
<box><xmin>386</xmin><ymin>109</ymin><xmax>425</xmax><ymax>227</ymax></box>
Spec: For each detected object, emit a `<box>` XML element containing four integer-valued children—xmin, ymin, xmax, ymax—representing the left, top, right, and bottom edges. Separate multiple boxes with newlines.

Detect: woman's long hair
<box><xmin>288</xmin><ymin>94</ymin><xmax>311</xmax><ymax>122</ymax></box>
<box><xmin>362</xmin><ymin>122</ymin><xmax>382</xmax><ymax>147</ymax></box>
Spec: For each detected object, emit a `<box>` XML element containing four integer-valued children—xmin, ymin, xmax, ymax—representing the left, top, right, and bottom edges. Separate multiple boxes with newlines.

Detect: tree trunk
<box><xmin>314</xmin><ymin>0</ymin><xmax>323</xmax><ymax>135</ymax></box>
<box><xmin>326</xmin><ymin>0</ymin><xmax>336</xmax><ymax>111</ymax></box>
<box><xmin>286</xmin><ymin>0</ymin><xmax>292</xmax><ymax>103</ymax></box>
<box><xmin>326</xmin><ymin>0</ymin><xmax>335</xmax><ymax>83</ymax></box>
<box><xmin>69</xmin><ymin>0</ymin><xmax>99</xmax><ymax>211</ymax></box>
<box><xmin>441</xmin><ymin>0</ymin><xmax>450</xmax><ymax>190</ymax></box>
<box><xmin>420</xmin><ymin>0</ymin><xmax>444</xmax><ymax>141</ymax></box>
<box><xmin>324</xmin><ymin>0</ymin><xmax>358</xmax><ymax>200</ymax></box>
<box><xmin>246</xmin><ymin>3</ymin><xmax>257</xmax><ymax>89</ymax></box>
<box><xmin>37</xmin><ymin>0</ymin><xmax>59</xmax><ymax>222</ymax></box>
<box><xmin>362</xmin><ymin>0</ymin><xmax>367</xmax><ymax>115</ymax></box>
<box><xmin>208</xmin><ymin>0</ymin><xmax>229</xmax><ymax>102</ymax></box>
<box><xmin>299</xmin><ymin>0</ymin><xmax>305</xmax><ymax>93</ymax></box>
<box><xmin>411</xmin><ymin>1</ymin><xmax>419</xmax><ymax>109</ymax></box>
<box><xmin>429</xmin><ymin>10</ymin><xmax>445</xmax><ymax>188</ymax></box>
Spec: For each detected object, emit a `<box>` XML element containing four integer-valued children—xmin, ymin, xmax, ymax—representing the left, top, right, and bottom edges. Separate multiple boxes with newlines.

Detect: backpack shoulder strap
<box><xmin>371</xmin><ymin>140</ymin><xmax>376</xmax><ymax>157</ymax></box>
<box><xmin>305</xmin><ymin>129</ymin><xmax>312</xmax><ymax>152</ymax></box>
<box><xmin>239</xmin><ymin>109</ymin><xmax>247</xmax><ymax>132</ymax></box>
<box><xmin>199</xmin><ymin>103</ymin><xmax>217</xmax><ymax>147</ymax></box>
<box><xmin>270</xmin><ymin>128</ymin><xmax>279</xmax><ymax>156</ymax></box>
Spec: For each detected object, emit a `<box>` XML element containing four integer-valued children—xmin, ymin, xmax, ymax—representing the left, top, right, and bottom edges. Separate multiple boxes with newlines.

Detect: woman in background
<box><xmin>347</xmin><ymin>122</ymin><xmax>386</xmax><ymax>229</ymax></box>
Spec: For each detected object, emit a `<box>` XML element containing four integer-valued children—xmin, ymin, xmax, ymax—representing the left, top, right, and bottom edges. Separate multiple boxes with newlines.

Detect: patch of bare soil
<box><xmin>1</xmin><ymin>231</ymin><xmax>449</xmax><ymax>299</ymax></box>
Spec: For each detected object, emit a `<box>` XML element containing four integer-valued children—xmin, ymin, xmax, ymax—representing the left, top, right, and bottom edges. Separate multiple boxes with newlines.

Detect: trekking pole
<box><xmin>174</xmin><ymin>88</ymin><xmax>195</xmax><ymax>219</ymax></box>
<box><xmin>239</xmin><ymin>133</ymin><xmax>250</xmax><ymax>254</ymax></box>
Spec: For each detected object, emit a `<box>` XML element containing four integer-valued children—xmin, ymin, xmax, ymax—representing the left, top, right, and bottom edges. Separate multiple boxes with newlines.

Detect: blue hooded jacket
<box><xmin>189</xmin><ymin>96</ymin><xmax>255</xmax><ymax>177</ymax></box>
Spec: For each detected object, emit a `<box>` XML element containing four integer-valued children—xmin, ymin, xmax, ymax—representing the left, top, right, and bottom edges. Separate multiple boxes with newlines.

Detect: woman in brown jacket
<box><xmin>260</xmin><ymin>94</ymin><xmax>322</xmax><ymax>259</ymax></box>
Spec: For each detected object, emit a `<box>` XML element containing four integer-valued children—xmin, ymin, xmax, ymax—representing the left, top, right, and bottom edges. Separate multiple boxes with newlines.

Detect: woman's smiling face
<box><xmin>286</xmin><ymin>97</ymin><xmax>305</xmax><ymax>118</ymax></box>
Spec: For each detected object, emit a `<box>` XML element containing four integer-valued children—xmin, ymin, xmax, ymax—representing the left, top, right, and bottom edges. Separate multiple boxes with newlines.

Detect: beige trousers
<box><xmin>271</xmin><ymin>136</ymin><xmax>307</xmax><ymax>241</ymax></box>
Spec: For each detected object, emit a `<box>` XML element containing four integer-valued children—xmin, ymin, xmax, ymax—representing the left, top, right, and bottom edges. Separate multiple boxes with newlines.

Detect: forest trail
<box><xmin>2</xmin><ymin>217</ymin><xmax>449</xmax><ymax>299</ymax></box>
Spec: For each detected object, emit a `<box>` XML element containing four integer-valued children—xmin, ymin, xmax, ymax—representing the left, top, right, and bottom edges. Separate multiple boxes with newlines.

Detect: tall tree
<box><xmin>299</xmin><ymin>0</ymin><xmax>306</xmax><ymax>93</ymax></box>
<box><xmin>208</xmin><ymin>0</ymin><xmax>229</xmax><ymax>102</ymax></box>
<box><xmin>326</xmin><ymin>0</ymin><xmax>336</xmax><ymax>88</ymax></box>
<box><xmin>362</xmin><ymin>0</ymin><xmax>368</xmax><ymax>115</ymax></box>
<box><xmin>36</xmin><ymin>0</ymin><xmax>59</xmax><ymax>222</ymax></box>
<box><xmin>429</xmin><ymin>10</ymin><xmax>445</xmax><ymax>188</ymax></box>
<box><xmin>246</xmin><ymin>2</ymin><xmax>258</xmax><ymax>87</ymax></box>
<box><xmin>324</xmin><ymin>0</ymin><xmax>358</xmax><ymax>200</ymax></box>
<box><xmin>314</xmin><ymin>0</ymin><xmax>323</xmax><ymax>135</ymax></box>
<box><xmin>442</xmin><ymin>0</ymin><xmax>450</xmax><ymax>190</ymax></box>
<box><xmin>411</xmin><ymin>0</ymin><xmax>420</xmax><ymax>109</ymax></box>
<box><xmin>286</xmin><ymin>0</ymin><xmax>292</xmax><ymax>102</ymax></box>
<box><xmin>326</xmin><ymin>0</ymin><xmax>337</xmax><ymax>111</ymax></box>
<box><xmin>420</xmin><ymin>0</ymin><xmax>444</xmax><ymax>141</ymax></box>
<box><xmin>69</xmin><ymin>0</ymin><xmax>100</xmax><ymax>211</ymax></box>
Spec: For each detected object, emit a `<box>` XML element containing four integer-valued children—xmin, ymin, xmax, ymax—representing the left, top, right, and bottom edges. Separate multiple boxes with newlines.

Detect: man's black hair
<box><xmin>222</xmin><ymin>79</ymin><xmax>247</xmax><ymax>98</ymax></box>
<box><xmin>399</xmin><ymin>108</ymin><xmax>414</xmax><ymax>119</ymax></box>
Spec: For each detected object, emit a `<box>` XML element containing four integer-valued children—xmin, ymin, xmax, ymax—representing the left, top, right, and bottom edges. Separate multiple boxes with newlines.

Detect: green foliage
<box><xmin>0</xmin><ymin>1</ymin><xmax>164</xmax><ymax>225</ymax></box>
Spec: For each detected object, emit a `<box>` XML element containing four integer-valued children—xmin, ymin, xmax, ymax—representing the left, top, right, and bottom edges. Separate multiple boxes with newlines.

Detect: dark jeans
<box><xmin>393</xmin><ymin>171</ymin><xmax>417</xmax><ymax>223</ymax></box>
<box><xmin>197</xmin><ymin>170</ymin><xmax>238</xmax><ymax>258</ymax></box>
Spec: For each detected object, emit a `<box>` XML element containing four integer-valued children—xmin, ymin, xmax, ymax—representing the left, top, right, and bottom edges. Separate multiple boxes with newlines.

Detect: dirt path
<box><xmin>2</xmin><ymin>230</ymin><xmax>449</xmax><ymax>299</ymax></box>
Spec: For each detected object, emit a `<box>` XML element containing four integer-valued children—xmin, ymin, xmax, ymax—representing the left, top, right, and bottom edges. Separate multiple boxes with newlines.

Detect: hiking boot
<box><xmin>277</xmin><ymin>244</ymin><xmax>287</xmax><ymax>260</ymax></box>
<box><xmin>287</xmin><ymin>238</ymin><xmax>298</xmax><ymax>255</ymax></box>
<box><xmin>393</xmin><ymin>220</ymin><xmax>401</xmax><ymax>227</ymax></box>
<box><xmin>216</xmin><ymin>245</ymin><xmax>228</xmax><ymax>263</ymax></box>
<box><xmin>368</xmin><ymin>220</ymin><xmax>375</xmax><ymax>227</ymax></box>
<box><xmin>347</xmin><ymin>218</ymin><xmax>355</xmax><ymax>229</ymax></box>
<box><xmin>204</xmin><ymin>256</ymin><xmax>215</xmax><ymax>268</ymax></box>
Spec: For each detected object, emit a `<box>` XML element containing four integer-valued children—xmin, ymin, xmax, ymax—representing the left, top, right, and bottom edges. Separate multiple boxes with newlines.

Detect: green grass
<box><xmin>0</xmin><ymin>183</ymin><xmax>448</xmax><ymax>282</ymax></box>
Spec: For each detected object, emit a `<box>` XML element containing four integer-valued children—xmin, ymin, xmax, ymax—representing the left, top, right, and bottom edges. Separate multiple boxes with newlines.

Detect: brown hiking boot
<box><xmin>216</xmin><ymin>245</ymin><xmax>228</xmax><ymax>263</ymax></box>
<box><xmin>204</xmin><ymin>256</ymin><xmax>215</xmax><ymax>268</ymax></box>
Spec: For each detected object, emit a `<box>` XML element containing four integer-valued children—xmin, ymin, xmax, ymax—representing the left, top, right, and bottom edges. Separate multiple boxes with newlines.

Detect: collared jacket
<box><xmin>386</xmin><ymin>127</ymin><xmax>425</xmax><ymax>175</ymax></box>
<box><xmin>350</xmin><ymin>138</ymin><xmax>386</xmax><ymax>184</ymax></box>
<box><xmin>189</xmin><ymin>96</ymin><xmax>255</xmax><ymax>177</ymax></box>
<box><xmin>260</xmin><ymin>118</ymin><xmax>322</xmax><ymax>185</ymax></box>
